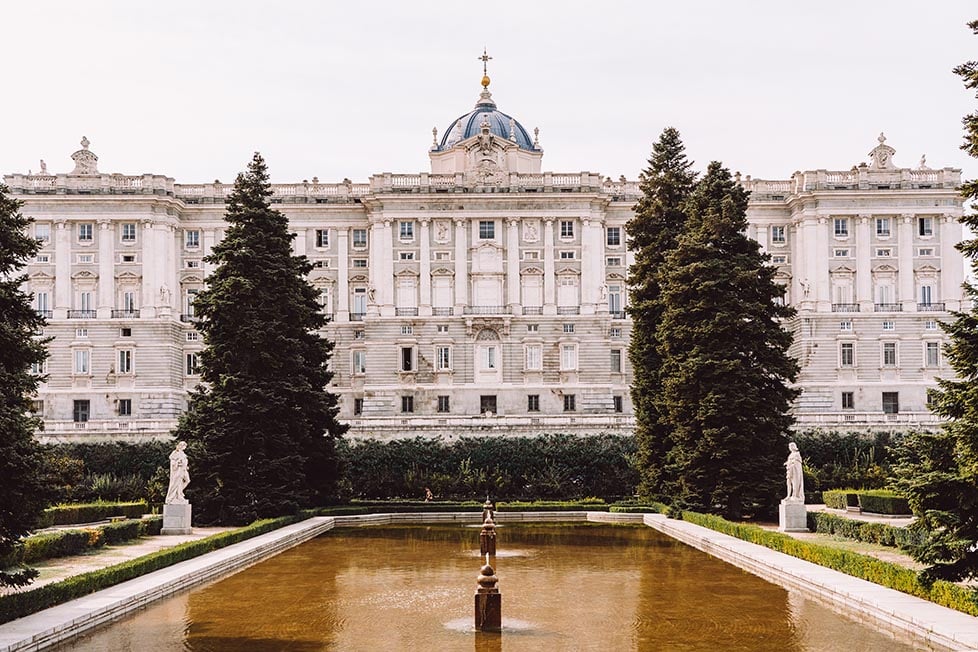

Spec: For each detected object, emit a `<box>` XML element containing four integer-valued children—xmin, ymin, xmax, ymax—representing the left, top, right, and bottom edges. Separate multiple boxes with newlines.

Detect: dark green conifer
<box><xmin>656</xmin><ymin>162</ymin><xmax>798</xmax><ymax>518</ymax></box>
<box><xmin>174</xmin><ymin>153</ymin><xmax>347</xmax><ymax>525</ymax></box>
<box><xmin>0</xmin><ymin>184</ymin><xmax>50</xmax><ymax>586</ymax></box>
<box><xmin>626</xmin><ymin>128</ymin><xmax>698</xmax><ymax>501</ymax></box>
<box><xmin>892</xmin><ymin>21</ymin><xmax>978</xmax><ymax>583</ymax></box>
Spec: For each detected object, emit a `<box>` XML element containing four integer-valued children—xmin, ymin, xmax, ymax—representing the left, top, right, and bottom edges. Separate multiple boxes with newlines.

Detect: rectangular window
<box><xmin>352</xmin><ymin>229</ymin><xmax>368</xmax><ymax>248</ymax></box>
<box><xmin>563</xmin><ymin>394</ymin><xmax>576</xmax><ymax>412</ymax></box>
<box><xmin>876</xmin><ymin>218</ymin><xmax>891</xmax><ymax>237</ymax></box>
<box><xmin>842</xmin><ymin>391</ymin><xmax>855</xmax><ymax>410</ymax></box>
<box><xmin>121</xmin><ymin>223</ymin><xmax>137</xmax><ymax>242</ymax></box>
<box><xmin>882</xmin><ymin>320</ymin><xmax>894</xmax><ymax>331</ymax></box>
<box><xmin>400</xmin><ymin>325</ymin><xmax>414</xmax><ymax>335</ymax></box>
<box><xmin>834</xmin><ymin>248</ymin><xmax>850</xmax><ymax>258</ymax></box>
<box><xmin>352</xmin><ymin>350</ymin><xmax>366</xmax><ymax>374</ymax></box>
<box><xmin>30</xmin><ymin>400</ymin><xmax>43</xmax><ymax>414</ymax></box>
<box><xmin>918</xmin><ymin>217</ymin><xmax>934</xmax><ymax>236</ymax></box>
<box><xmin>522</xmin><ymin>250</ymin><xmax>540</xmax><ymax>260</ymax></box>
<box><xmin>185</xmin><ymin>230</ymin><xmax>200</xmax><ymax>248</ymax></box>
<box><xmin>436</xmin><ymin>324</ymin><xmax>449</xmax><ymax>333</ymax></box>
<box><xmin>400</xmin><ymin>347</ymin><xmax>414</xmax><ymax>372</ymax></box>
<box><xmin>185</xmin><ymin>331</ymin><xmax>198</xmax><ymax>341</ymax></box>
<box><xmin>925</xmin><ymin>341</ymin><xmax>940</xmax><ymax>367</ymax></box>
<box><xmin>559</xmin><ymin>250</ymin><xmax>576</xmax><ymax>259</ymax></box>
<box><xmin>479</xmin><ymin>220</ymin><xmax>495</xmax><ymax>239</ymax></box>
<box><xmin>117</xmin><ymin>398</ymin><xmax>132</xmax><ymax>416</ymax></box>
<box><xmin>527</xmin><ymin>324</ymin><xmax>539</xmax><ymax>332</ymax></box>
<box><xmin>353</xmin><ymin>259</ymin><xmax>368</xmax><ymax>268</ymax></box>
<box><xmin>770</xmin><ymin>226</ymin><xmax>786</xmax><ymax>244</ymax></box>
<box><xmin>354</xmin><ymin>329</ymin><xmax>365</xmax><ymax>339</ymax></box>
<box><xmin>563</xmin><ymin>323</ymin><xmax>575</xmax><ymax>333</ymax></box>
<box><xmin>72</xmin><ymin>400</ymin><xmax>90</xmax><ymax>423</ymax></box>
<box><xmin>353</xmin><ymin>398</ymin><xmax>363</xmax><ymax>416</ymax></box>
<box><xmin>435</xmin><ymin>251</ymin><xmax>451</xmax><ymax>260</ymax></box>
<box><xmin>606</xmin><ymin>226</ymin><xmax>621</xmax><ymax>246</ymax></box>
<box><xmin>560</xmin><ymin>220</ymin><xmax>574</xmax><ymax>238</ymax></box>
<box><xmin>35</xmin><ymin>291</ymin><xmax>50</xmax><ymax>314</ymax></box>
<box><xmin>839</xmin><ymin>320</ymin><xmax>852</xmax><ymax>331</ymax></box>
<box><xmin>918</xmin><ymin>247</ymin><xmax>935</xmax><ymax>257</ymax></box>
<box><xmin>399</xmin><ymin>221</ymin><xmax>414</xmax><ymax>240</ymax></box>
<box><xmin>399</xmin><ymin>251</ymin><xmax>415</xmax><ymax>260</ymax></box>
<box><xmin>610</xmin><ymin>327</ymin><xmax>622</xmax><ymax>338</ymax></box>
<box><xmin>436</xmin><ymin>346</ymin><xmax>452</xmax><ymax>370</ymax></box>
<box><xmin>925</xmin><ymin>320</ymin><xmax>937</xmax><ymax>331</ymax></box>
<box><xmin>525</xmin><ymin>345</ymin><xmax>542</xmax><ymax>370</ymax></box>
<box><xmin>527</xmin><ymin>394</ymin><xmax>540</xmax><ymax>412</ymax></box>
<box><xmin>74</xmin><ymin>349</ymin><xmax>90</xmax><ymax>374</ymax></box>
<box><xmin>36</xmin><ymin>253</ymin><xmax>50</xmax><ymax>263</ymax></box>
<box><xmin>75</xmin><ymin>327</ymin><xmax>88</xmax><ymax>338</ymax></box>
<box><xmin>186</xmin><ymin>352</ymin><xmax>200</xmax><ymax>375</ymax></box>
<box><xmin>120</xmin><ymin>327</ymin><xmax>132</xmax><ymax>337</ymax></box>
<box><xmin>610</xmin><ymin>349</ymin><xmax>622</xmax><ymax>373</ymax></box>
<box><xmin>401</xmin><ymin>395</ymin><xmax>414</xmax><ymax>413</ymax></box>
<box><xmin>613</xmin><ymin>395</ymin><xmax>623</xmax><ymax>413</ymax></box>
<box><xmin>882</xmin><ymin>392</ymin><xmax>900</xmax><ymax>414</ymax></box>
<box><xmin>840</xmin><ymin>342</ymin><xmax>854</xmax><ymax>367</ymax></box>
<box><xmin>771</xmin><ymin>255</ymin><xmax>787</xmax><ymax>264</ymax></box>
<box><xmin>875</xmin><ymin>248</ymin><xmax>892</xmax><ymax>258</ymax></box>
<box><xmin>833</xmin><ymin>218</ymin><xmax>849</xmax><ymax>237</ymax></box>
<box><xmin>186</xmin><ymin>260</ymin><xmax>201</xmax><ymax>268</ymax></box>
<box><xmin>560</xmin><ymin>344</ymin><xmax>578</xmax><ymax>370</ymax></box>
<box><xmin>920</xmin><ymin>285</ymin><xmax>933</xmax><ymax>305</ymax></box>
<box><xmin>35</xmin><ymin>223</ymin><xmax>51</xmax><ymax>242</ymax></box>
<box><xmin>882</xmin><ymin>342</ymin><xmax>897</xmax><ymax>366</ymax></box>
<box><xmin>316</xmin><ymin>229</ymin><xmax>329</xmax><ymax>248</ymax></box>
<box><xmin>118</xmin><ymin>349</ymin><xmax>133</xmax><ymax>374</ymax></box>
<box><xmin>480</xmin><ymin>395</ymin><xmax>497</xmax><ymax>414</ymax></box>
<box><xmin>78</xmin><ymin>223</ymin><xmax>93</xmax><ymax>242</ymax></box>
<box><xmin>121</xmin><ymin>254</ymin><xmax>136</xmax><ymax>263</ymax></box>
<box><xmin>77</xmin><ymin>254</ymin><xmax>94</xmax><ymax>264</ymax></box>
<box><xmin>606</xmin><ymin>257</ymin><xmax>622</xmax><ymax>267</ymax></box>
<box><xmin>437</xmin><ymin>395</ymin><xmax>450</xmax><ymax>413</ymax></box>
<box><xmin>31</xmin><ymin>360</ymin><xmax>48</xmax><ymax>375</ymax></box>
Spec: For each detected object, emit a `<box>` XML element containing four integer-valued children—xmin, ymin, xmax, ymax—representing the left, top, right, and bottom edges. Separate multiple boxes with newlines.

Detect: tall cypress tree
<box><xmin>0</xmin><ymin>184</ymin><xmax>50</xmax><ymax>587</ymax></box>
<box><xmin>891</xmin><ymin>20</ymin><xmax>978</xmax><ymax>584</ymax></box>
<box><xmin>656</xmin><ymin>162</ymin><xmax>798</xmax><ymax>518</ymax></box>
<box><xmin>626</xmin><ymin>128</ymin><xmax>697</xmax><ymax>500</ymax></box>
<box><xmin>175</xmin><ymin>153</ymin><xmax>347</xmax><ymax>525</ymax></box>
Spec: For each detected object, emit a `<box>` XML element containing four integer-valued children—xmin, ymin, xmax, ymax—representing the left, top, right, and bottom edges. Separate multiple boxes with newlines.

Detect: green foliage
<box><xmin>821</xmin><ymin>489</ymin><xmax>910</xmax><ymax>515</ymax></box>
<box><xmin>36</xmin><ymin>501</ymin><xmax>148</xmax><ymax>528</ymax></box>
<box><xmin>821</xmin><ymin>490</ymin><xmax>851</xmax><ymax>510</ymax></box>
<box><xmin>0</xmin><ymin>517</ymin><xmax>162</xmax><ymax>569</ymax></box>
<box><xmin>792</xmin><ymin>429</ymin><xmax>900</xmax><ymax>492</ymax></box>
<box><xmin>890</xmin><ymin>25</ymin><xmax>978</xmax><ymax>584</ymax></box>
<box><xmin>680</xmin><ymin>511</ymin><xmax>978</xmax><ymax>617</ymax></box>
<box><xmin>626</xmin><ymin>127</ymin><xmax>698</xmax><ymax>501</ymax></box>
<box><xmin>174</xmin><ymin>154</ymin><xmax>347</xmax><ymax>525</ymax></box>
<box><xmin>338</xmin><ymin>434</ymin><xmax>637</xmax><ymax>500</ymax></box>
<box><xmin>0</xmin><ymin>183</ymin><xmax>52</xmax><ymax>587</ymax></box>
<box><xmin>39</xmin><ymin>441</ymin><xmax>171</xmax><ymax>504</ymax></box>
<box><xmin>655</xmin><ymin>162</ymin><xmax>799</xmax><ymax>519</ymax></box>
<box><xmin>0</xmin><ymin>514</ymin><xmax>305</xmax><ymax>625</ymax></box>
<box><xmin>806</xmin><ymin>512</ymin><xmax>923</xmax><ymax>549</ymax></box>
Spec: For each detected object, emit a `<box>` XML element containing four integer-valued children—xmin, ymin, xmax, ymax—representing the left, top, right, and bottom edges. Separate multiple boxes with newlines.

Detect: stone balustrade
<box><xmin>742</xmin><ymin>167</ymin><xmax>961</xmax><ymax>197</ymax></box>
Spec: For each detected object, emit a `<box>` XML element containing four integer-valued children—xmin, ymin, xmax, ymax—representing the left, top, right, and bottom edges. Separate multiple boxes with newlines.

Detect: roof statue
<box><xmin>868</xmin><ymin>132</ymin><xmax>897</xmax><ymax>170</ymax></box>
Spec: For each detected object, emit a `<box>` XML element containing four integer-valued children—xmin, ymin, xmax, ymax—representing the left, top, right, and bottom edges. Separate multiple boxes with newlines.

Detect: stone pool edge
<box><xmin>0</xmin><ymin>511</ymin><xmax>975</xmax><ymax>651</ymax></box>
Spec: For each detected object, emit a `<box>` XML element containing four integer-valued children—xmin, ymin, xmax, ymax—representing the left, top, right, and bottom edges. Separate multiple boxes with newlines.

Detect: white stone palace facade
<box><xmin>3</xmin><ymin>82</ymin><xmax>965</xmax><ymax>441</ymax></box>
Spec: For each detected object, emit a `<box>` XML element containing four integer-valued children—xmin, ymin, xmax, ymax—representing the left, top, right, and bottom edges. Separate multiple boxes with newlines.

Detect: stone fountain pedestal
<box><xmin>475</xmin><ymin>559</ymin><xmax>501</xmax><ymax>632</ymax></box>
<box><xmin>161</xmin><ymin>502</ymin><xmax>193</xmax><ymax>535</ymax></box>
<box><xmin>778</xmin><ymin>499</ymin><xmax>807</xmax><ymax>533</ymax></box>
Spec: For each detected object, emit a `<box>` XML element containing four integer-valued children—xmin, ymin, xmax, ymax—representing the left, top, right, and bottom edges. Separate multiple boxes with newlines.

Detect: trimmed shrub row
<box><xmin>37</xmin><ymin>501</ymin><xmax>149</xmax><ymax>528</ymax></box>
<box><xmin>677</xmin><ymin>511</ymin><xmax>978</xmax><ymax>617</ymax></box>
<box><xmin>1</xmin><ymin>517</ymin><xmax>163</xmax><ymax>567</ymax></box>
<box><xmin>806</xmin><ymin>512</ymin><xmax>923</xmax><ymax>549</ymax></box>
<box><xmin>822</xmin><ymin>489</ymin><xmax>910</xmax><ymax>515</ymax></box>
<box><xmin>0</xmin><ymin>514</ymin><xmax>308</xmax><ymax>625</ymax></box>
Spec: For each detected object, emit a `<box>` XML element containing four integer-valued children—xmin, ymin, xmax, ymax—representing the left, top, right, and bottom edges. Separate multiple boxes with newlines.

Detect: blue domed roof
<box><xmin>437</xmin><ymin>89</ymin><xmax>538</xmax><ymax>152</ymax></box>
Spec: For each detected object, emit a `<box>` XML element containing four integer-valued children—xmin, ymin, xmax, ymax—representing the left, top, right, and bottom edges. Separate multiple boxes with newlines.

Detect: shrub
<box><xmin>793</xmin><ymin>430</ymin><xmax>905</xmax><ymax>491</ymax></box>
<box><xmin>0</xmin><ymin>517</ymin><xmax>164</xmax><ymax>568</ymax></box>
<box><xmin>36</xmin><ymin>501</ymin><xmax>149</xmax><ymax>528</ymax></box>
<box><xmin>806</xmin><ymin>512</ymin><xmax>924</xmax><ymax>549</ymax></box>
<box><xmin>856</xmin><ymin>490</ymin><xmax>911</xmax><ymax>515</ymax></box>
<box><xmin>821</xmin><ymin>489</ymin><xmax>848</xmax><ymax>510</ymax></box>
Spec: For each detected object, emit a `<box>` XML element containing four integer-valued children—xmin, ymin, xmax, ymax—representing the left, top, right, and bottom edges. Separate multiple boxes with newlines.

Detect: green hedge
<box><xmin>37</xmin><ymin>501</ymin><xmax>149</xmax><ymax>528</ymax></box>
<box><xmin>0</xmin><ymin>514</ymin><xmax>307</xmax><ymax>625</ymax></box>
<box><xmin>678</xmin><ymin>511</ymin><xmax>978</xmax><ymax>617</ymax></box>
<box><xmin>821</xmin><ymin>489</ymin><xmax>910</xmax><ymax>515</ymax></box>
<box><xmin>806</xmin><ymin>512</ymin><xmax>923</xmax><ymax>549</ymax></box>
<box><xmin>821</xmin><ymin>489</ymin><xmax>850</xmax><ymax>510</ymax></box>
<box><xmin>2</xmin><ymin>517</ymin><xmax>164</xmax><ymax>567</ymax></box>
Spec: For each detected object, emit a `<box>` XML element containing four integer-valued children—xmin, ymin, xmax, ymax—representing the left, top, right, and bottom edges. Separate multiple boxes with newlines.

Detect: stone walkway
<box><xmin>807</xmin><ymin>503</ymin><xmax>915</xmax><ymax>527</ymax></box>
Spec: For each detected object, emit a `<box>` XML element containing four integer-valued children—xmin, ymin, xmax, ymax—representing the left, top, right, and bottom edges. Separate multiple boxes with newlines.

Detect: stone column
<box><xmin>454</xmin><ymin>218</ymin><xmax>468</xmax><ymax>310</ymax></box>
<box><xmin>898</xmin><ymin>214</ymin><xmax>914</xmax><ymax>311</ymax></box>
<box><xmin>420</xmin><ymin>219</ymin><xmax>432</xmax><ymax>316</ymax></box>
<box><xmin>97</xmin><ymin>219</ymin><xmax>114</xmax><ymax>318</ymax></box>
<box><xmin>506</xmin><ymin>218</ymin><xmax>520</xmax><ymax>313</ymax></box>
<box><xmin>202</xmin><ymin>229</ymin><xmax>216</xmax><ymax>277</ymax></box>
<box><xmin>543</xmin><ymin>218</ymin><xmax>556</xmax><ymax>315</ymax></box>
<box><xmin>755</xmin><ymin>224</ymin><xmax>768</xmax><ymax>252</ymax></box>
<box><xmin>814</xmin><ymin>217</ymin><xmax>829</xmax><ymax>311</ymax></box>
<box><xmin>580</xmin><ymin>217</ymin><xmax>602</xmax><ymax>315</ymax></box>
<box><xmin>941</xmin><ymin>213</ymin><xmax>963</xmax><ymax>311</ymax></box>
<box><xmin>380</xmin><ymin>219</ymin><xmax>394</xmax><ymax>316</ymax></box>
<box><xmin>140</xmin><ymin>220</ymin><xmax>158</xmax><ymax>318</ymax></box>
<box><xmin>789</xmin><ymin>220</ymin><xmax>803</xmax><ymax>307</ymax></box>
<box><xmin>54</xmin><ymin>219</ymin><xmax>71</xmax><ymax>319</ymax></box>
<box><xmin>161</xmin><ymin>223</ymin><xmax>176</xmax><ymax>316</ymax></box>
<box><xmin>855</xmin><ymin>215</ymin><xmax>872</xmax><ymax>310</ymax></box>
<box><xmin>337</xmin><ymin>228</ymin><xmax>350</xmax><ymax>320</ymax></box>
<box><xmin>367</xmin><ymin>220</ymin><xmax>384</xmax><ymax>317</ymax></box>
<box><xmin>294</xmin><ymin>227</ymin><xmax>307</xmax><ymax>257</ymax></box>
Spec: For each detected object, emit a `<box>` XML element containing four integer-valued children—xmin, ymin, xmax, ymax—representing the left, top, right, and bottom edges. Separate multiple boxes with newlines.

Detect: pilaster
<box><xmin>97</xmin><ymin>219</ymin><xmax>114</xmax><ymax>318</ymax></box>
<box><xmin>543</xmin><ymin>218</ymin><xmax>556</xmax><ymax>315</ymax></box>
<box><xmin>419</xmin><ymin>219</ymin><xmax>432</xmax><ymax>316</ymax></box>
<box><xmin>337</xmin><ymin>228</ymin><xmax>350</xmax><ymax>320</ymax></box>
<box><xmin>855</xmin><ymin>215</ymin><xmax>872</xmax><ymax>310</ymax></box>
<box><xmin>53</xmin><ymin>219</ymin><xmax>70</xmax><ymax>319</ymax></box>
<box><xmin>506</xmin><ymin>218</ymin><xmax>520</xmax><ymax>313</ymax></box>
<box><xmin>454</xmin><ymin>218</ymin><xmax>468</xmax><ymax>309</ymax></box>
<box><xmin>898</xmin><ymin>214</ymin><xmax>914</xmax><ymax>311</ymax></box>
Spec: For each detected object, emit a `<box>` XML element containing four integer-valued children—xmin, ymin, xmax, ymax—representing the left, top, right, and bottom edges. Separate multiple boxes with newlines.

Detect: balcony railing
<box><xmin>917</xmin><ymin>302</ymin><xmax>946</xmax><ymax>312</ymax></box>
<box><xmin>831</xmin><ymin>303</ymin><xmax>860</xmax><ymax>313</ymax></box>
<box><xmin>874</xmin><ymin>303</ymin><xmax>903</xmax><ymax>312</ymax></box>
<box><xmin>111</xmin><ymin>309</ymin><xmax>141</xmax><ymax>319</ymax></box>
<box><xmin>35</xmin><ymin>310</ymin><xmax>53</xmax><ymax>319</ymax></box>
<box><xmin>432</xmin><ymin>307</ymin><xmax>454</xmax><ymax>316</ymax></box>
<box><xmin>67</xmin><ymin>310</ymin><xmax>97</xmax><ymax>319</ymax></box>
<box><xmin>557</xmin><ymin>306</ymin><xmax>580</xmax><ymax>315</ymax></box>
<box><xmin>609</xmin><ymin>310</ymin><xmax>627</xmax><ymax>320</ymax></box>
<box><xmin>395</xmin><ymin>307</ymin><xmax>418</xmax><ymax>316</ymax></box>
<box><xmin>522</xmin><ymin>306</ymin><xmax>543</xmax><ymax>315</ymax></box>
<box><xmin>179</xmin><ymin>313</ymin><xmax>197</xmax><ymax>323</ymax></box>
<box><xmin>350</xmin><ymin>312</ymin><xmax>366</xmax><ymax>321</ymax></box>
<box><xmin>463</xmin><ymin>306</ymin><xmax>508</xmax><ymax>315</ymax></box>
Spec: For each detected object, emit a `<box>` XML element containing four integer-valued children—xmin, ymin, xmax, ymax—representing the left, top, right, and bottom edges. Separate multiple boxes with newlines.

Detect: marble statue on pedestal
<box><xmin>162</xmin><ymin>441</ymin><xmax>193</xmax><ymax>535</ymax></box>
<box><xmin>779</xmin><ymin>442</ymin><xmax>808</xmax><ymax>532</ymax></box>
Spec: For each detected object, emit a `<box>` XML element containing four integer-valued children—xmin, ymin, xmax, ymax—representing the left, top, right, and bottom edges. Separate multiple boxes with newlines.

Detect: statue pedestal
<box><xmin>161</xmin><ymin>503</ymin><xmax>193</xmax><ymax>535</ymax></box>
<box><xmin>778</xmin><ymin>500</ymin><xmax>808</xmax><ymax>533</ymax></box>
<box><xmin>475</xmin><ymin>592</ymin><xmax>501</xmax><ymax>632</ymax></box>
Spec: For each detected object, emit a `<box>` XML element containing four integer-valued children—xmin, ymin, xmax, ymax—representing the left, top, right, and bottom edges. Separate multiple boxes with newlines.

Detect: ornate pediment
<box><xmin>349</xmin><ymin>274</ymin><xmax>369</xmax><ymax>283</ymax></box>
<box><xmin>830</xmin><ymin>265</ymin><xmax>856</xmax><ymax>275</ymax></box>
<box><xmin>520</xmin><ymin>266</ymin><xmax>544</xmax><ymax>276</ymax></box>
<box><xmin>70</xmin><ymin>270</ymin><xmax>97</xmax><ymax>280</ymax></box>
<box><xmin>395</xmin><ymin>268</ymin><xmax>420</xmax><ymax>278</ymax></box>
<box><xmin>431</xmin><ymin>267</ymin><xmax>455</xmax><ymax>277</ymax></box>
<box><xmin>556</xmin><ymin>266</ymin><xmax>581</xmax><ymax>276</ymax></box>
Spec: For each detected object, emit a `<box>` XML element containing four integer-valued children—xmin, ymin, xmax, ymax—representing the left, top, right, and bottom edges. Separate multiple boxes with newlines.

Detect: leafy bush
<box><xmin>793</xmin><ymin>430</ymin><xmax>905</xmax><ymax>492</ymax></box>
<box><xmin>84</xmin><ymin>473</ymin><xmax>146</xmax><ymax>502</ymax></box>
<box><xmin>40</xmin><ymin>442</ymin><xmax>171</xmax><ymax>504</ymax></box>
<box><xmin>1</xmin><ymin>517</ymin><xmax>164</xmax><ymax>568</ymax></box>
<box><xmin>37</xmin><ymin>501</ymin><xmax>149</xmax><ymax>528</ymax></box>
<box><xmin>856</xmin><ymin>490</ymin><xmax>911</xmax><ymax>515</ymax></box>
<box><xmin>822</xmin><ymin>489</ymin><xmax>849</xmax><ymax>510</ymax></box>
<box><xmin>806</xmin><ymin>512</ymin><xmax>923</xmax><ymax>549</ymax></box>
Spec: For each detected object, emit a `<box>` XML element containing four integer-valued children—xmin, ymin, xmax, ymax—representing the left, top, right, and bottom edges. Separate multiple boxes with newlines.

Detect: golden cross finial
<box><xmin>479</xmin><ymin>48</ymin><xmax>492</xmax><ymax>89</ymax></box>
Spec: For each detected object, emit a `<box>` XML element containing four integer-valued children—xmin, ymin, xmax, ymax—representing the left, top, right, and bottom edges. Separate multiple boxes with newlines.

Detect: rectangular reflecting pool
<box><xmin>58</xmin><ymin>524</ymin><xmax>927</xmax><ymax>651</ymax></box>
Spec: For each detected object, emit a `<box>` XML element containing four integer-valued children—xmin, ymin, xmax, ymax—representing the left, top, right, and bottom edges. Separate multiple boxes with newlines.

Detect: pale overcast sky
<box><xmin>1</xmin><ymin>1</ymin><xmax>976</xmax><ymax>184</ymax></box>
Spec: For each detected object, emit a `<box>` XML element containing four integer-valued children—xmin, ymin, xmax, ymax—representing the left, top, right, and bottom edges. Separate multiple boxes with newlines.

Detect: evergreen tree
<box><xmin>174</xmin><ymin>153</ymin><xmax>347</xmax><ymax>525</ymax></box>
<box><xmin>0</xmin><ymin>184</ymin><xmax>50</xmax><ymax>587</ymax></box>
<box><xmin>656</xmin><ymin>162</ymin><xmax>798</xmax><ymax>518</ymax></box>
<box><xmin>891</xmin><ymin>21</ymin><xmax>978</xmax><ymax>583</ymax></box>
<box><xmin>626</xmin><ymin>128</ymin><xmax>697</xmax><ymax>500</ymax></box>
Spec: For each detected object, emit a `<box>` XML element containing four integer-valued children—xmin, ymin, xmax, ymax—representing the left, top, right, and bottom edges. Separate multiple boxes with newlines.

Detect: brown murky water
<box><xmin>60</xmin><ymin>524</ymin><xmax>925</xmax><ymax>651</ymax></box>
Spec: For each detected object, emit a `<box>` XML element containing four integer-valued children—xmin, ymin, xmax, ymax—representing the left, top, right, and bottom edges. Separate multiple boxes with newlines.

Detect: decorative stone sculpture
<box><xmin>779</xmin><ymin>442</ymin><xmax>807</xmax><ymax>533</ymax></box>
<box><xmin>159</xmin><ymin>284</ymin><xmax>171</xmax><ymax>306</ymax></box>
<box><xmin>161</xmin><ymin>441</ymin><xmax>193</xmax><ymax>535</ymax></box>
<box><xmin>70</xmin><ymin>136</ymin><xmax>99</xmax><ymax>175</ymax></box>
